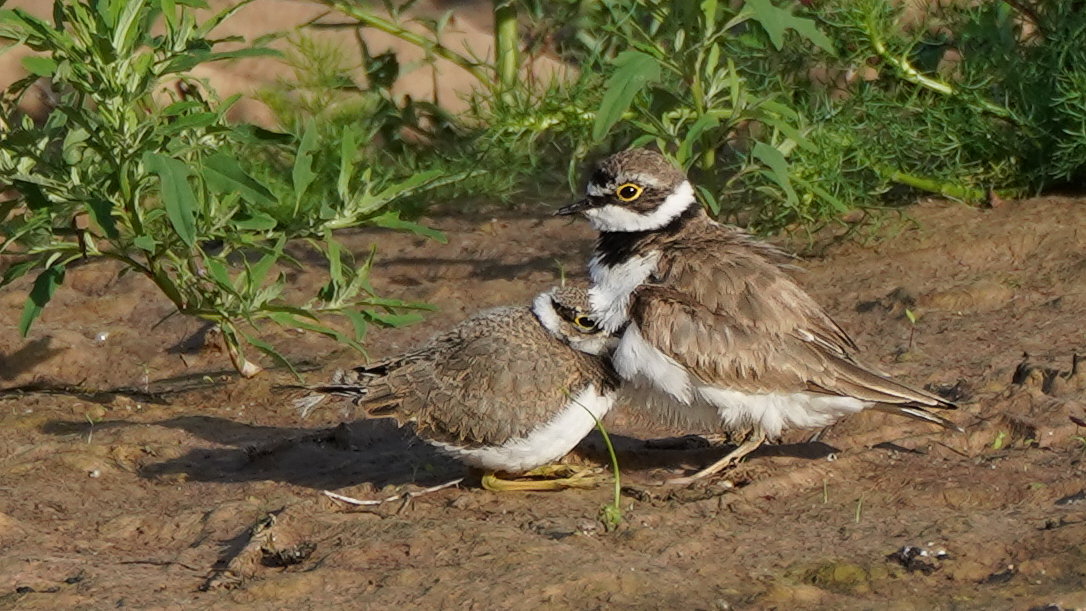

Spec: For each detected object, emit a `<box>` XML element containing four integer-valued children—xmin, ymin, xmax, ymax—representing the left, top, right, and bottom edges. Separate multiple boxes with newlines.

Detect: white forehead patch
<box><xmin>583</xmin><ymin>180</ymin><xmax>695</xmax><ymax>232</ymax></box>
<box><xmin>531</xmin><ymin>291</ymin><xmax>562</xmax><ymax>337</ymax></box>
<box><xmin>624</xmin><ymin>172</ymin><xmax>666</xmax><ymax>189</ymax></box>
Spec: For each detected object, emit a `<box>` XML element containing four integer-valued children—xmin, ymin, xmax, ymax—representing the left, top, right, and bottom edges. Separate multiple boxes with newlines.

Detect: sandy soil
<box><xmin>3</xmin><ymin>1</ymin><xmax>1086</xmax><ymax>609</ymax></box>
<box><xmin>2</xmin><ymin>196</ymin><xmax>1086</xmax><ymax>610</ymax></box>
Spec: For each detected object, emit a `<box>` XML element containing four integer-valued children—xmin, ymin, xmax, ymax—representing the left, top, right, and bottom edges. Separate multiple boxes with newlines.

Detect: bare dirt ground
<box><xmin>2</xmin><ymin>196</ymin><xmax>1086</xmax><ymax>610</ymax></box>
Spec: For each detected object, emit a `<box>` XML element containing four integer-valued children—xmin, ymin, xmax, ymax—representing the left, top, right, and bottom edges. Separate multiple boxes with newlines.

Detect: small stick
<box><xmin>323</xmin><ymin>478</ymin><xmax>464</xmax><ymax>506</ymax></box>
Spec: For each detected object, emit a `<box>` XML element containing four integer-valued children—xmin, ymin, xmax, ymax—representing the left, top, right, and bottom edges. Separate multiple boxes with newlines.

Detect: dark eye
<box><xmin>616</xmin><ymin>183</ymin><xmax>643</xmax><ymax>201</ymax></box>
<box><xmin>574</xmin><ymin>315</ymin><xmax>597</xmax><ymax>329</ymax></box>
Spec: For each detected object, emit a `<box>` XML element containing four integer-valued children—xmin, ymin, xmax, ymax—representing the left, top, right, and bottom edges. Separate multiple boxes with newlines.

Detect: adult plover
<box><xmin>556</xmin><ymin>148</ymin><xmax>960</xmax><ymax>484</ymax></box>
<box><xmin>303</xmin><ymin>286</ymin><xmax>619</xmax><ymax>491</ymax></box>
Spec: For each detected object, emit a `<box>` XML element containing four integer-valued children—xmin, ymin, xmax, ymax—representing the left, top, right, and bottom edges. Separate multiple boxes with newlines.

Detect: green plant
<box><xmin>307</xmin><ymin>0</ymin><xmax>602</xmax><ymax>203</ymax></box>
<box><xmin>587</xmin><ymin>0</ymin><xmax>841</xmax><ymax>222</ymax></box>
<box><xmin>0</xmin><ymin>0</ymin><xmax>441</xmax><ymax>377</ymax></box>
<box><xmin>588</xmin><ymin>410</ymin><xmax>623</xmax><ymax>532</ymax></box>
<box><xmin>795</xmin><ymin>0</ymin><xmax>1086</xmax><ymax>212</ymax></box>
<box><xmin>265</xmin><ymin>0</ymin><xmax>1086</xmax><ymax>238</ymax></box>
<box><xmin>904</xmin><ymin>307</ymin><xmax>918</xmax><ymax>349</ymax></box>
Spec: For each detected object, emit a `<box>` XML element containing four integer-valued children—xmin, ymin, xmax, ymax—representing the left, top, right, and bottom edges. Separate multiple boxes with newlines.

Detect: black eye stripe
<box><xmin>552</xmin><ymin>302</ymin><xmax>578</xmax><ymax>322</ymax></box>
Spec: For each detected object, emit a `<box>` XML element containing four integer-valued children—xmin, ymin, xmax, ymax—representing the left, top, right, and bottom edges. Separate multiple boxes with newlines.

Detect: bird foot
<box><xmin>665</xmin><ymin>427</ymin><xmax>767</xmax><ymax>486</ymax></box>
<box><xmin>481</xmin><ymin>464</ymin><xmax>602</xmax><ymax>492</ymax></box>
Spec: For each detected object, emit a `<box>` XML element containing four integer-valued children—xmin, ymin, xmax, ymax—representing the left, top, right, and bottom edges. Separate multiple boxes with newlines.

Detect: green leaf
<box><xmin>744</xmin><ymin>0</ymin><xmax>835</xmax><ymax>54</ymax></box>
<box><xmin>21</xmin><ymin>55</ymin><xmax>57</xmax><ymax>76</ymax></box>
<box><xmin>134</xmin><ymin>235</ymin><xmax>158</xmax><ymax>251</ymax></box>
<box><xmin>365</xmin><ymin>310</ymin><xmax>424</xmax><ymax>328</ymax></box>
<box><xmin>793</xmin><ymin>176</ymin><xmax>848</xmax><ymax>213</ymax></box>
<box><xmin>161</xmin><ymin>99</ymin><xmax>205</xmax><ymax>116</ymax></box>
<box><xmin>592</xmin><ymin>50</ymin><xmax>662</xmax><ymax>142</ymax></box>
<box><xmin>111</xmin><ymin>0</ymin><xmax>147</xmax><ymax>55</ymax></box>
<box><xmin>371</xmin><ymin>211</ymin><xmax>446</xmax><ymax>243</ymax></box>
<box><xmin>202</xmin><ymin>152</ymin><xmax>277</xmax><ymax>207</ymax></box>
<box><xmin>342</xmin><ymin>309</ymin><xmax>368</xmax><ymax>341</ymax></box>
<box><xmin>337</xmin><ymin>125</ymin><xmax>357</xmax><ymax>202</ymax></box>
<box><xmin>325</xmin><ymin>230</ymin><xmax>344</xmax><ymax>290</ymax></box>
<box><xmin>377</xmin><ymin>168</ymin><xmax>443</xmax><ymax>201</ymax></box>
<box><xmin>143</xmin><ymin>152</ymin><xmax>197</xmax><ymax>248</ymax></box>
<box><xmin>231</xmin><ymin>211</ymin><xmax>278</xmax><ymax>231</ymax></box>
<box><xmin>203</xmin><ymin>256</ymin><xmax>240</xmax><ymax>295</ymax></box>
<box><xmin>267</xmin><ymin>311</ymin><xmax>364</xmax><ymax>353</ymax></box>
<box><xmin>695</xmin><ymin>184</ymin><xmax>720</xmax><ymax>215</ymax></box>
<box><xmin>230</xmin><ymin>124</ymin><xmax>293</xmax><ymax>145</ymax></box>
<box><xmin>264</xmin><ymin>304</ymin><xmax>319</xmax><ymax>320</ymax></box>
<box><xmin>19</xmin><ymin>265</ymin><xmax>65</xmax><ymax>336</ymax></box>
<box><xmin>14</xmin><ymin>180</ymin><xmax>50</xmax><ymax>210</ymax></box>
<box><xmin>240</xmin><ymin>331</ymin><xmax>300</xmax><ymax>381</ymax></box>
<box><xmin>1</xmin><ymin>259</ymin><xmax>38</xmax><ymax>289</ymax></box>
<box><xmin>677</xmin><ymin>115</ymin><xmax>720</xmax><ymax>166</ymax></box>
<box><xmin>161</xmin><ymin>111</ymin><xmax>220</xmax><ymax>134</ymax></box>
<box><xmin>1</xmin><ymin>9</ymin><xmax>55</xmax><ymax>43</ymax></box>
<box><xmin>292</xmin><ymin>122</ymin><xmax>318</xmax><ymax>209</ymax></box>
<box><xmin>246</xmin><ymin>238</ymin><xmax>283</xmax><ymax>292</ymax></box>
<box><xmin>160</xmin><ymin>0</ymin><xmax>178</xmax><ymax>30</ymax></box>
<box><xmin>752</xmin><ymin>141</ymin><xmax>798</xmax><ymax>207</ymax></box>
<box><xmin>62</xmin><ymin>127</ymin><xmax>92</xmax><ymax>164</ymax></box>
<box><xmin>85</xmin><ymin>198</ymin><xmax>119</xmax><ymax>239</ymax></box>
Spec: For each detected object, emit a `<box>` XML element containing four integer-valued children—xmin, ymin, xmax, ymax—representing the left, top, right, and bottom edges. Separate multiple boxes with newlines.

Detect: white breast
<box><xmin>429</xmin><ymin>384</ymin><xmax>614</xmax><ymax>473</ymax></box>
<box><xmin>588</xmin><ymin>251</ymin><xmax>661</xmax><ymax>333</ymax></box>
<box><xmin>614</xmin><ymin>323</ymin><xmax>693</xmax><ymax>403</ymax></box>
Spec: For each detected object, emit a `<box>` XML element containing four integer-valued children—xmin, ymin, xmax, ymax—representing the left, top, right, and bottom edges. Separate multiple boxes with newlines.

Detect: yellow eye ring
<box><xmin>615</xmin><ymin>183</ymin><xmax>643</xmax><ymax>201</ymax></box>
<box><xmin>574</xmin><ymin>315</ymin><xmax>597</xmax><ymax>329</ymax></box>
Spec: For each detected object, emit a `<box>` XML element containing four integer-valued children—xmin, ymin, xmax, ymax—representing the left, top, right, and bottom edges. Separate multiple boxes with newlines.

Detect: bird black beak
<box><xmin>555</xmin><ymin>198</ymin><xmax>593</xmax><ymax>217</ymax></box>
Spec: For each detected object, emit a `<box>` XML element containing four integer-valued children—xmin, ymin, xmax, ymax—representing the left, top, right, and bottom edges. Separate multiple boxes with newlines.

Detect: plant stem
<box><xmin>864</xmin><ymin>24</ymin><xmax>1016</xmax><ymax>123</ymax></box>
<box><xmin>591</xmin><ymin>412</ymin><xmax>622</xmax><ymax>524</ymax></box>
<box><xmin>878</xmin><ymin>165</ymin><xmax>988</xmax><ymax>202</ymax></box>
<box><xmin>322</xmin><ymin>1</ymin><xmax>491</xmax><ymax>84</ymax></box>
<box><xmin>493</xmin><ymin>1</ymin><xmax>519</xmax><ymax>95</ymax></box>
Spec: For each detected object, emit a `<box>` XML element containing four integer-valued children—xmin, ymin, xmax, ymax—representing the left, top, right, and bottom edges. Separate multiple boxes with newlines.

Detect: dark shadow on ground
<box><xmin>40</xmin><ymin>415</ymin><xmax>463</xmax><ymax>490</ymax></box>
<box><xmin>0</xmin><ymin>337</ymin><xmax>66</xmax><ymax>381</ymax></box>
<box><xmin>576</xmin><ymin>429</ymin><xmax>840</xmax><ymax>474</ymax></box>
<box><xmin>39</xmin><ymin>414</ymin><xmax>844</xmax><ymax>491</ymax></box>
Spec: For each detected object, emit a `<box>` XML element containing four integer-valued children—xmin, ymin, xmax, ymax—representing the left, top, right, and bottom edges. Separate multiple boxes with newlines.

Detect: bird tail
<box><xmin>287</xmin><ymin>367</ymin><xmax>379</xmax><ymax>418</ymax></box>
<box><xmin>870</xmin><ymin>404</ymin><xmax>964</xmax><ymax>433</ymax></box>
<box><xmin>288</xmin><ymin>365</ymin><xmax>410</xmax><ymax>420</ymax></box>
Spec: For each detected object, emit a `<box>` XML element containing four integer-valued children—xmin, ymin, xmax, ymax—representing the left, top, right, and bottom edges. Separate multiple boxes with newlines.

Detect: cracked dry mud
<box><xmin>2</xmin><ymin>197</ymin><xmax>1086</xmax><ymax>610</ymax></box>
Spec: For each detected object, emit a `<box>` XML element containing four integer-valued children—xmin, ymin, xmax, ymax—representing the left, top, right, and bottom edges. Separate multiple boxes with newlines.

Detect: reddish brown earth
<box><xmin>2</xmin><ymin>197</ymin><xmax>1086</xmax><ymax>610</ymax></box>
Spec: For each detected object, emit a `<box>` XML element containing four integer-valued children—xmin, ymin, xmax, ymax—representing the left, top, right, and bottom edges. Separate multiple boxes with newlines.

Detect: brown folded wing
<box><xmin>382</xmin><ymin>308</ymin><xmax>616</xmax><ymax>447</ymax></box>
<box><xmin>629</xmin><ymin>243</ymin><xmax>956</xmax><ymax>412</ymax></box>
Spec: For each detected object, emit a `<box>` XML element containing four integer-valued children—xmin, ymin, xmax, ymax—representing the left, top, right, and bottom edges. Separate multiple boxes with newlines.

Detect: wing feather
<box><xmin>628</xmin><ymin>239</ymin><xmax>957</xmax><ymax>417</ymax></box>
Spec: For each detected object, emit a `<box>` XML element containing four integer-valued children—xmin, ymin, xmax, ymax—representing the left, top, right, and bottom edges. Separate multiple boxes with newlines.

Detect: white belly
<box><xmin>588</xmin><ymin>251</ymin><xmax>661</xmax><ymax>333</ymax></box>
<box><xmin>429</xmin><ymin>385</ymin><xmax>614</xmax><ymax>473</ymax></box>
<box><xmin>614</xmin><ymin>323</ymin><xmax>870</xmax><ymax>437</ymax></box>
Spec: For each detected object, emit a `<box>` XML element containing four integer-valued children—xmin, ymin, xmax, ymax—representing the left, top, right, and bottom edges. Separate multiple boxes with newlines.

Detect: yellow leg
<box><xmin>481</xmin><ymin>464</ymin><xmax>602</xmax><ymax>492</ymax></box>
<box><xmin>667</xmin><ymin>425</ymin><xmax>767</xmax><ymax>486</ymax></box>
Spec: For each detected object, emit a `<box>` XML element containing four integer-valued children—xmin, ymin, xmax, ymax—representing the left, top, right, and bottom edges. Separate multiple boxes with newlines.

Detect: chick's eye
<box><xmin>574</xmin><ymin>315</ymin><xmax>597</xmax><ymax>329</ymax></box>
<box><xmin>616</xmin><ymin>183</ymin><xmax>643</xmax><ymax>201</ymax></box>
